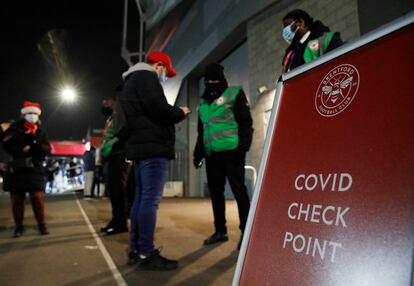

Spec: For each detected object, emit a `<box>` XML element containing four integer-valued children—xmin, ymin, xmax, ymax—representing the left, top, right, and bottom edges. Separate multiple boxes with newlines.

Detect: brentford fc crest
<box><xmin>315</xmin><ymin>64</ymin><xmax>360</xmax><ymax>117</ymax></box>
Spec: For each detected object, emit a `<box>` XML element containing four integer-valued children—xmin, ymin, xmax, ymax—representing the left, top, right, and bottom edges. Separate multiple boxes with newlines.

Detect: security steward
<box><xmin>100</xmin><ymin>95</ymin><xmax>131</xmax><ymax>235</ymax></box>
<box><xmin>281</xmin><ymin>9</ymin><xmax>344</xmax><ymax>74</ymax></box>
<box><xmin>193</xmin><ymin>63</ymin><xmax>253</xmax><ymax>249</ymax></box>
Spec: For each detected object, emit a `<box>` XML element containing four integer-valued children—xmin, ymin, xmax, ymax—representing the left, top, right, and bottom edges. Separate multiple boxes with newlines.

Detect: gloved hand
<box><xmin>193</xmin><ymin>156</ymin><xmax>204</xmax><ymax>168</ymax></box>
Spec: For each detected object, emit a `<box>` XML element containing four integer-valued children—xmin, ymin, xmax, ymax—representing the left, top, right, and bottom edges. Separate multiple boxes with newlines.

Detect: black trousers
<box><xmin>205</xmin><ymin>150</ymin><xmax>250</xmax><ymax>234</ymax></box>
<box><xmin>106</xmin><ymin>153</ymin><xmax>131</xmax><ymax>228</ymax></box>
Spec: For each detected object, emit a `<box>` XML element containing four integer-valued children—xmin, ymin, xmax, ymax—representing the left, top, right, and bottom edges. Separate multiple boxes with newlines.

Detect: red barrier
<box><xmin>234</xmin><ymin>16</ymin><xmax>414</xmax><ymax>286</ymax></box>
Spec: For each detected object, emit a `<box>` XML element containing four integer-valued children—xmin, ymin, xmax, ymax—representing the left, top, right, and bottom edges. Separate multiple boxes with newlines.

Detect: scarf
<box><xmin>24</xmin><ymin>121</ymin><xmax>38</xmax><ymax>135</ymax></box>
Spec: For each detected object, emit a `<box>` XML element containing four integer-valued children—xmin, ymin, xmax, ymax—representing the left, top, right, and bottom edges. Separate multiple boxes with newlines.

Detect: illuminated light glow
<box><xmin>60</xmin><ymin>86</ymin><xmax>77</xmax><ymax>103</ymax></box>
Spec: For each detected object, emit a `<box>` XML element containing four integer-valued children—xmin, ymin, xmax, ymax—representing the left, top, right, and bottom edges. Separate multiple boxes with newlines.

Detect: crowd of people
<box><xmin>0</xmin><ymin>9</ymin><xmax>343</xmax><ymax>271</ymax></box>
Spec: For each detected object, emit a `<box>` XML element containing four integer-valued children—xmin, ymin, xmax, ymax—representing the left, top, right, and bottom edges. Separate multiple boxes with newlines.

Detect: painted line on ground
<box><xmin>75</xmin><ymin>195</ymin><xmax>127</xmax><ymax>286</ymax></box>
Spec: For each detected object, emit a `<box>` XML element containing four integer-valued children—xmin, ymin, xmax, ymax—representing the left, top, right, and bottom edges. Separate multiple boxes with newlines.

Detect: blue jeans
<box><xmin>130</xmin><ymin>157</ymin><xmax>169</xmax><ymax>256</ymax></box>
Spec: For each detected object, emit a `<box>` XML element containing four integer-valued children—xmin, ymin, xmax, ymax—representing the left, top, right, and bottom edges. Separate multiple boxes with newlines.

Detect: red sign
<box><xmin>235</xmin><ymin>22</ymin><xmax>414</xmax><ymax>285</ymax></box>
<box><xmin>50</xmin><ymin>141</ymin><xmax>86</xmax><ymax>156</ymax></box>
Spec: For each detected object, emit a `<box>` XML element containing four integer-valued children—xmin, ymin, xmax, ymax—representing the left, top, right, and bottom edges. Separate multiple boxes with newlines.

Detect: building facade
<box><xmin>129</xmin><ymin>0</ymin><xmax>413</xmax><ymax>197</ymax></box>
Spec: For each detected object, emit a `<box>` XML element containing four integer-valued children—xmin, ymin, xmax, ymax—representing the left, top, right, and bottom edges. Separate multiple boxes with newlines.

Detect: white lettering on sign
<box><xmin>287</xmin><ymin>202</ymin><xmax>350</xmax><ymax>227</ymax></box>
<box><xmin>294</xmin><ymin>173</ymin><xmax>352</xmax><ymax>192</ymax></box>
<box><xmin>283</xmin><ymin>172</ymin><xmax>353</xmax><ymax>263</ymax></box>
<box><xmin>283</xmin><ymin>231</ymin><xmax>342</xmax><ymax>263</ymax></box>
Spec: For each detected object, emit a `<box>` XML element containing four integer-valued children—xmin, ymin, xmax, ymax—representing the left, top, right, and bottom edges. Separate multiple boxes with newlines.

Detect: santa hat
<box><xmin>21</xmin><ymin>101</ymin><xmax>42</xmax><ymax>115</ymax></box>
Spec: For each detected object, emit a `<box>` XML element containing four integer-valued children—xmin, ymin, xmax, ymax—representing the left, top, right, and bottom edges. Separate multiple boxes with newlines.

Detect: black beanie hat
<box><xmin>204</xmin><ymin>63</ymin><xmax>225</xmax><ymax>81</ymax></box>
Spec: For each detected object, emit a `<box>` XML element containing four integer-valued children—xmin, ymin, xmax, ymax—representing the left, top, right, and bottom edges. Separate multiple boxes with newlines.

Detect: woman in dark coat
<box><xmin>2</xmin><ymin>101</ymin><xmax>51</xmax><ymax>237</ymax></box>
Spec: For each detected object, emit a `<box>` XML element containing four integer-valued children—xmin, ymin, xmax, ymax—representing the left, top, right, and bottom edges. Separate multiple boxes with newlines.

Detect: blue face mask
<box><xmin>24</xmin><ymin>114</ymin><xmax>39</xmax><ymax>123</ymax></box>
<box><xmin>282</xmin><ymin>21</ymin><xmax>297</xmax><ymax>44</ymax></box>
<box><xmin>158</xmin><ymin>70</ymin><xmax>167</xmax><ymax>85</ymax></box>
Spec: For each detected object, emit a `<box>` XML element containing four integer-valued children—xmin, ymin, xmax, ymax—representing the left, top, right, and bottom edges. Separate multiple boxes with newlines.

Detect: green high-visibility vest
<box><xmin>303</xmin><ymin>32</ymin><xmax>334</xmax><ymax>62</ymax></box>
<box><xmin>199</xmin><ymin>86</ymin><xmax>240</xmax><ymax>156</ymax></box>
<box><xmin>101</xmin><ymin>116</ymin><xmax>119</xmax><ymax>158</ymax></box>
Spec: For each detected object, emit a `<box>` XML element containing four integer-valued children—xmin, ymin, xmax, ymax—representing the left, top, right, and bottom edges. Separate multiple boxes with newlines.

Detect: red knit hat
<box><xmin>147</xmin><ymin>51</ymin><xmax>177</xmax><ymax>78</ymax></box>
<box><xmin>21</xmin><ymin>101</ymin><xmax>42</xmax><ymax>115</ymax></box>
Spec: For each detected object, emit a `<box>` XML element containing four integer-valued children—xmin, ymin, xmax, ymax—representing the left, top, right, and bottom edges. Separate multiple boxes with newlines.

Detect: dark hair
<box><xmin>283</xmin><ymin>9</ymin><xmax>314</xmax><ymax>28</ymax></box>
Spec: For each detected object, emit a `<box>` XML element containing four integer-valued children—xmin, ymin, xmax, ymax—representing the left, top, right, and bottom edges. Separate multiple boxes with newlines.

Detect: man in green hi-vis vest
<box><xmin>193</xmin><ymin>63</ymin><xmax>253</xmax><ymax>250</ymax></box>
<box><xmin>281</xmin><ymin>9</ymin><xmax>344</xmax><ymax>74</ymax></box>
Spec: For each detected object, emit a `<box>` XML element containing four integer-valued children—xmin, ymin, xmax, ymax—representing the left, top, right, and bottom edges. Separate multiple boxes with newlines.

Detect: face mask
<box><xmin>158</xmin><ymin>70</ymin><xmax>167</xmax><ymax>85</ymax></box>
<box><xmin>205</xmin><ymin>82</ymin><xmax>221</xmax><ymax>93</ymax></box>
<box><xmin>204</xmin><ymin>81</ymin><xmax>228</xmax><ymax>101</ymax></box>
<box><xmin>282</xmin><ymin>21</ymin><xmax>297</xmax><ymax>44</ymax></box>
<box><xmin>24</xmin><ymin>114</ymin><xmax>39</xmax><ymax>124</ymax></box>
<box><xmin>101</xmin><ymin>106</ymin><xmax>113</xmax><ymax>116</ymax></box>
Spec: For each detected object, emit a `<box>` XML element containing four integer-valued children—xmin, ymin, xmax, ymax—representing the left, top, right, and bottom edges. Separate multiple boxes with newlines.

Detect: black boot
<box><xmin>102</xmin><ymin>223</ymin><xmax>128</xmax><ymax>235</ymax></box>
<box><xmin>38</xmin><ymin>224</ymin><xmax>49</xmax><ymax>235</ymax></box>
<box><xmin>203</xmin><ymin>232</ymin><xmax>228</xmax><ymax>245</ymax></box>
<box><xmin>13</xmin><ymin>225</ymin><xmax>24</xmax><ymax>238</ymax></box>
<box><xmin>100</xmin><ymin>221</ymin><xmax>114</xmax><ymax>232</ymax></box>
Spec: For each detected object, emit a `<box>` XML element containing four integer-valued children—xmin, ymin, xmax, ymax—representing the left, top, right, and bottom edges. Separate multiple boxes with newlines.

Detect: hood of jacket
<box><xmin>308</xmin><ymin>20</ymin><xmax>330</xmax><ymax>40</ymax></box>
<box><xmin>122</xmin><ymin>62</ymin><xmax>157</xmax><ymax>80</ymax></box>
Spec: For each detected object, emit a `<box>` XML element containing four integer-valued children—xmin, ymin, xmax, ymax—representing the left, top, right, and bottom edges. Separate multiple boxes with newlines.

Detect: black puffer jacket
<box><xmin>2</xmin><ymin>119</ymin><xmax>51</xmax><ymax>192</ymax></box>
<box><xmin>282</xmin><ymin>20</ymin><xmax>344</xmax><ymax>72</ymax></box>
<box><xmin>119</xmin><ymin>63</ymin><xmax>186</xmax><ymax>160</ymax></box>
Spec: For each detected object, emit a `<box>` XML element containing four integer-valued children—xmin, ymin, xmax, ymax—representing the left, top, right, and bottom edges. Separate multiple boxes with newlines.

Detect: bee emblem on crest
<box><xmin>315</xmin><ymin>64</ymin><xmax>360</xmax><ymax>117</ymax></box>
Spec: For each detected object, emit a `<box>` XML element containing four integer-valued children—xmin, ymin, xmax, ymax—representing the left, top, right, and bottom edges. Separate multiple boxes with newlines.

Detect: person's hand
<box><xmin>1</xmin><ymin>122</ymin><xmax>10</xmax><ymax>132</ymax></box>
<box><xmin>193</xmin><ymin>156</ymin><xmax>203</xmax><ymax>169</ymax></box>
<box><xmin>23</xmin><ymin>145</ymin><xmax>31</xmax><ymax>153</ymax></box>
<box><xmin>180</xmin><ymin>106</ymin><xmax>191</xmax><ymax>117</ymax></box>
<box><xmin>3</xmin><ymin>135</ymin><xmax>12</xmax><ymax>142</ymax></box>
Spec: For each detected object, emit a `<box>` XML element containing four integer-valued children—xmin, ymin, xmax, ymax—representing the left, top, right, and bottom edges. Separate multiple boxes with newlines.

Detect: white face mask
<box><xmin>24</xmin><ymin>114</ymin><xmax>39</xmax><ymax>123</ymax></box>
<box><xmin>282</xmin><ymin>21</ymin><xmax>297</xmax><ymax>44</ymax></box>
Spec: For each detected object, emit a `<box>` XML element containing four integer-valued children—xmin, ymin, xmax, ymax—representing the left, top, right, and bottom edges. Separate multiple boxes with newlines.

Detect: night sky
<box><xmin>1</xmin><ymin>1</ymin><xmax>129</xmax><ymax>141</ymax></box>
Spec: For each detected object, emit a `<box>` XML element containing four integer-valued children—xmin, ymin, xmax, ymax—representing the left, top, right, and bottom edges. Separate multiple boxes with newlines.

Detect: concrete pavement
<box><xmin>0</xmin><ymin>191</ymin><xmax>242</xmax><ymax>286</ymax></box>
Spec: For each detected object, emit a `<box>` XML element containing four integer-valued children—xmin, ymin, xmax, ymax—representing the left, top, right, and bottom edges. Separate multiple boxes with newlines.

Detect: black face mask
<box><xmin>205</xmin><ymin>82</ymin><xmax>221</xmax><ymax>92</ymax></box>
<box><xmin>204</xmin><ymin>81</ymin><xmax>227</xmax><ymax>99</ymax></box>
<box><xmin>101</xmin><ymin>106</ymin><xmax>113</xmax><ymax>116</ymax></box>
